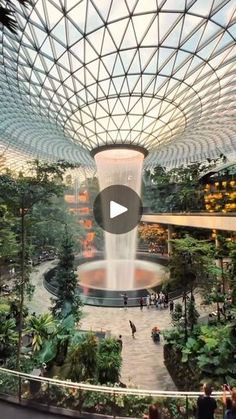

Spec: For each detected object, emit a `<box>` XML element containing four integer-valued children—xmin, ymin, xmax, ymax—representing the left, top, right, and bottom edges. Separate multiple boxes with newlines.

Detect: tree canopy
<box><xmin>51</xmin><ymin>227</ymin><xmax>82</xmax><ymax>322</ymax></box>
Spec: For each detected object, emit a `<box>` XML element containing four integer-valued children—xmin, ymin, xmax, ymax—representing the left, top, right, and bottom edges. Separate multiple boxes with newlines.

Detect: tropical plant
<box><xmin>143</xmin><ymin>156</ymin><xmax>226</xmax><ymax>214</ymax></box>
<box><xmin>187</xmin><ymin>300</ymin><xmax>199</xmax><ymax>331</ymax></box>
<box><xmin>0</xmin><ymin>0</ymin><xmax>31</xmax><ymax>34</ymax></box>
<box><xmin>25</xmin><ymin>313</ymin><xmax>56</xmax><ymax>352</ymax></box>
<box><xmin>55</xmin><ymin>314</ymin><xmax>76</xmax><ymax>365</ymax></box>
<box><xmin>0</xmin><ymin>300</ymin><xmax>11</xmax><ymax>321</ymax></box>
<box><xmin>171</xmin><ymin>302</ymin><xmax>183</xmax><ymax>327</ymax></box>
<box><xmin>4</xmin><ymin>352</ymin><xmax>37</xmax><ymax>374</ymax></box>
<box><xmin>164</xmin><ymin>321</ymin><xmax>236</xmax><ymax>389</ymax></box>
<box><xmin>0</xmin><ymin>370</ymin><xmax>18</xmax><ymax>396</ymax></box>
<box><xmin>51</xmin><ymin>228</ymin><xmax>82</xmax><ymax>321</ymax></box>
<box><xmin>29</xmin><ymin>196</ymin><xmax>85</xmax><ymax>255</ymax></box>
<box><xmin>27</xmin><ymin>316</ymin><xmax>75</xmax><ymax>367</ymax></box>
<box><xmin>0</xmin><ymin>159</ymin><xmax>75</xmax><ymax>370</ymax></box>
<box><xmin>139</xmin><ymin>223</ymin><xmax>167</xmax><ymax>247</ymax></box>
<box><xmin>0</xmin><ymin>204</ymin><xmax>18</xmax><ymax>279</ymax></box>
<box><xmin>0</xmin><ymin>318</ymin><xmax>17</xmax><ymax>356</ymax></box>
<box><xmin>97</xmin><ymin>338</ymin><xmax>122</xmax><ymax>384</ymax></box>
<box><xmin>169</xmin><ymin>235</ymin><xmax>217</xmax><ymax>295</ymax></box>
<box><xmin>143</xmin><ymin>163</ymin><xmax>205</xmax><ymax>213</ymax></box>
<box><xmin>35</xmin><ymin>340</ymin><xmax>57</xmax><ymax>366</ymax></box>
<box><xmin>188</xmin><ymin>324</ymin><xmax>236</xmax><ymax>385</ymax></box>
<box><xmin>227</xmin><ymin>242</ymin><xmax>236</xmax><ymax>305</ymax></box>
<box><xmin>68</xmin><ymin>333</ymin><xmax>98</xmax><ymax>382</ymax></box>
<box><xmin>203</xmin><ymin>282</ymin><xmax>225</xmax><ymax>322</ymax></box>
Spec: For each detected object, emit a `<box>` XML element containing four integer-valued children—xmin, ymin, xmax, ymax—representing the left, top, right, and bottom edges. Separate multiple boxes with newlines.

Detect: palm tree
<box><xmin>25</xmin><ymin>313</ymin><xmax>56</xmax><ymax>352</ymax></box>
<box><xmin>0</xmin><ymin>0</ymin><xmax>31</xmax><ymax>34</ymax></box>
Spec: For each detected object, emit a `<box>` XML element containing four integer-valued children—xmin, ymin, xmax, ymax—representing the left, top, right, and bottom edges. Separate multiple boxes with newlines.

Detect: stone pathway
<box><xmin>28</xmin><ymin>262</ymin><xmax>210</xmax><ymax>390</ymax></box>
<box><xmin>27</xmin><ymin>261</ymin><xmax>56</xmax><ymax>314</ymax></box>
<box><xmin>80</xmin><ymin>304</ymin><xmax>175</xmax><ymax>390</ymax></box>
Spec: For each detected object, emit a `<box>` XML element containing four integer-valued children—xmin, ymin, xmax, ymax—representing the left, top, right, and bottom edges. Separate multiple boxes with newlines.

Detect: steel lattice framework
<box><xmin>0</xmin><ymin>0</ymin><xmax>236</xmax><ymax>168</ymax></box>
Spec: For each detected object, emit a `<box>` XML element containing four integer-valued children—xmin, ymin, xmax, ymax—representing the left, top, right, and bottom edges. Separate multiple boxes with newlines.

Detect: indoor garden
<box><xmin>0</xmin><ymin>158</ymin><xmax>234</xmax><ymax>417</ymax></box>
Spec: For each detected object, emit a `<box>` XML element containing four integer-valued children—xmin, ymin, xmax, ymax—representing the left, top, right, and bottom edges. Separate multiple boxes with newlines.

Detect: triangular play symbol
<box><xmin>110</xmin><ymin>201</ymin><xmax>128</xmax><ymax>219</ymax></box>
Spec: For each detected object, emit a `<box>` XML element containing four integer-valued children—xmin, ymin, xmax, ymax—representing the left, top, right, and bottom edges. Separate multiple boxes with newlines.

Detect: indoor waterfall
<box><xmin>94</xmin><ymin>147</ymin><xmax>144</xmax><ymax>290</ymax></box>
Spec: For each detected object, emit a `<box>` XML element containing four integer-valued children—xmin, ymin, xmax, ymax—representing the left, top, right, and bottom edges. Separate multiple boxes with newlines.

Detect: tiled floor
<box><xmin>79</xmin><ymin>304</ymin><xmax>176</xmax><ymax>390</ymax></box>
<box><xmin>28</xmin><ymin>261</ymin><xmax>209</xmax><ymax>390</ymax></box>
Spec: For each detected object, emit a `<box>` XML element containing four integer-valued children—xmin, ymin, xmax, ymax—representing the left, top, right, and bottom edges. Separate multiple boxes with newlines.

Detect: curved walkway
<box><xmin>28</xmin><ymin>262</ymin><xmax>209</xmax><ymax>390</ymax></box>
<box><xmin>27</xmin><ymin>261</ymin><xmax>55</xmax><ymax>314</ymax></box>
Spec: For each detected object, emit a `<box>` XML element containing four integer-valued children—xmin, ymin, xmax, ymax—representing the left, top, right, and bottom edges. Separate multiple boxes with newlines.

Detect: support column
<box><xmin>167</xmin><ymin>224</ymin><xmax>174</xmax><ymax>256</ymax></box>
<box><xmin>214</xmin><ymin>230</ymin><xmax>221</xmax><ymax>269</ymax></box>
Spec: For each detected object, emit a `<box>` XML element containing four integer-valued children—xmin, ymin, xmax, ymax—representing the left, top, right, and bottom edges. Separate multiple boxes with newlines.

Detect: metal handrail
<box><xmin>0</xmin><ymin>367</ymin><xmax>228</xmax><ymax>398</ymax></box>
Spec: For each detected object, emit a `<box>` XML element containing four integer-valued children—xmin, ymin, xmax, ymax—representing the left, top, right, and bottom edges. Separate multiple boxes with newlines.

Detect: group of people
<box><xmin>116</xmin><ymin>321</ymin><xmax>136</xmax><ymax>349</ymax></box>
<box><xmin>144</xmin><ymin>292</ymin><xmax>172</xmax><ymax>311</ymax></box>
<box><xmin>143</xmin><ymin>383</ymin><xmax>236</xmax><ymax>418</ymax></box>
<box><xmin>122</xmin><ymin>292</ymin><xmax>174</xmax><ymax>312</ymax></box>
<box><xmin>196</xmin><ymin>383</ymin><xmax>236</xmax><ymax>419</ymax></box>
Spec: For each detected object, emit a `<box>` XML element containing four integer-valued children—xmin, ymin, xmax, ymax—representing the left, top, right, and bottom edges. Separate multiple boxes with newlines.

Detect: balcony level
<box><xmin>142</xmin><ymin>212</ymin><xmax>236</xmax><ymax>232</ymax></box>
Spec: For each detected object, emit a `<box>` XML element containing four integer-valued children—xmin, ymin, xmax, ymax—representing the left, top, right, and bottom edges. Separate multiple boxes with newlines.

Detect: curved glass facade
<box><xmin>0</xmin><ymin>0</ymin><xmax>235</xmax><ymax>167</ymax></box>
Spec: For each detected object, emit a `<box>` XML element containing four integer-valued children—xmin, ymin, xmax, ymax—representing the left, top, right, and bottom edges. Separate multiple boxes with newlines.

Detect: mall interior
<box><xmin>0</xmin><ymin>1</ymin><xmax>235</xmax><ymax>418</ymax></box>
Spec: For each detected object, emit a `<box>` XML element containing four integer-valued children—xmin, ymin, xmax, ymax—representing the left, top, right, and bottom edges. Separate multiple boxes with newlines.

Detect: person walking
<box><xmin>139</xmin><ymin>296</ymin><xmax>144</xmax><ymax>310</ymax></box>
<box><xmin>129</xmin><ymin>320</ymin><xmax>136</xmax><ymax>338</ymax></box>
<box><xmin>169</xmin><ymin>299</ymin><xmax>174</xmax><ymax>313</ymax></box>
<box><xmin>122</xmin><ymin>293</ymin><xmax>128</xmax><ymax>308</ymax></box>
<box><xmin>150</xmin><ymin>293</ymin><xmax>155</xmax><ymax>307</ymax></box>
<box><xmin>146</xmin><ymin>294</ymin><xmax>150</xmax><ymax>308</ymax></box>
<box><xmin>159</xmin><ymin>291</ymin><xmax>164</xmax><ymax>308</ymax></box>
<box><xmin>197</xmin><ymin>383</ymin><xmax>217</xmax><ymax>419</ymax></box>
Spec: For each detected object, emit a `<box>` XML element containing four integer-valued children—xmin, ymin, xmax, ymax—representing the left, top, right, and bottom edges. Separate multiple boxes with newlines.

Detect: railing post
<box><xmin>185</xmin><ymin>395</ymin><xmax>189</xmax><ymax>419</ymax></box>
<box><xmin>78</xmin><ymin>388</ymin><xmax>83</xmax><ymax>413</ymax></box>
<box><xmin>113</xmin><ymin>390</ymin><xmax>116</xmax><ymax>419</ymax></box>
<box><xmin>18</xmin><ymin>375</ymin><xmax>22</xmax><ymax>403</ymax></box>
<box><xmin>47</xmin><ymin>381</ymin><xmax>50</xmax><ymax>408</ymax></box>
<box><xmin>222</xmin><ymin>398</ymin><xmax>225</xmax><ymax>419</ymax></box>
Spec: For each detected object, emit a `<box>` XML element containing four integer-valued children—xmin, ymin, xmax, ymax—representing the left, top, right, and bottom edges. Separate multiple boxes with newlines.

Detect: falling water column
<box><xmin>94</xmin><ymin>146</ymin><xmax>145</xmax><ymax>290</ymax></box>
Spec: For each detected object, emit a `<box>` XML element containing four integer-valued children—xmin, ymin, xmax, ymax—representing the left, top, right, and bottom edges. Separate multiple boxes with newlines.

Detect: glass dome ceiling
<box><xmin>0</xmin><ymin>0</ymin><xmax>235</xmax><ymax>168</ymax></box>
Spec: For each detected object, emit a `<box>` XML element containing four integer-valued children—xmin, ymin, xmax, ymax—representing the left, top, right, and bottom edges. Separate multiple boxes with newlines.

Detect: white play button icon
<box><xmin>93</xmin><ymin>185</ymin><xmax>143</xmax><ymax>234</ymax></box>
<box><xmin>110</xmin><ymin>200</ymin><xmax>128</xmax><ymax>219</ymax></box>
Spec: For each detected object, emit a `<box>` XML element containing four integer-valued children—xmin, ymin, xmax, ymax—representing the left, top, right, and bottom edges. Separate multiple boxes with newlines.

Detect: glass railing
<box><xmin>78</xmin><ymin>292</ymin><xmax>181</xmax><ymax>307</ymax></box>
<box><xmin>0</xmin><ymin>367</ymin><xmax>228</xmax><ymax>418</ymax></box>
<box><xmin>44</xmin><ymin>275</ymin><xmax>182</xmax><ymax>308</ymax></box>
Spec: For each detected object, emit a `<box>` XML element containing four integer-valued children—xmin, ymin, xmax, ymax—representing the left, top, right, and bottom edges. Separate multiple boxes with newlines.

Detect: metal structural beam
<box><xmin>0</xmin><ymin>1</ymin><xmax>235</xmax><ymax>167</ymax></box>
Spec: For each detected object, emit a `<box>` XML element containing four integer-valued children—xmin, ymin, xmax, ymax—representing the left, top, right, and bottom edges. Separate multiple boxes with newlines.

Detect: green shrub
<box><xmin>164</xmin><ymin>322</ymin><xmax>236</xmax><ymax>389</ymax></box>
<box><xmin>97</xmin><ymin>338</ymin><xmax>122</xmax><ymax>384</ymax></box>
<box><xmin>68</xmin><ymin>333</ymin><xmax>98</xmax><ymax>382</ymax></box>
<box><xmin>0</xmin><ymin>371</ymin><xmax>18</xmax><ymax>396</ymax></box>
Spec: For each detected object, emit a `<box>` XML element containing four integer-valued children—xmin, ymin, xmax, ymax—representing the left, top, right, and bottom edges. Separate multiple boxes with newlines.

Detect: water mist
<box><xmin>94</xmin><ymin>147</ymin><xmax>144</xmax><ymax>290</ymax></box>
